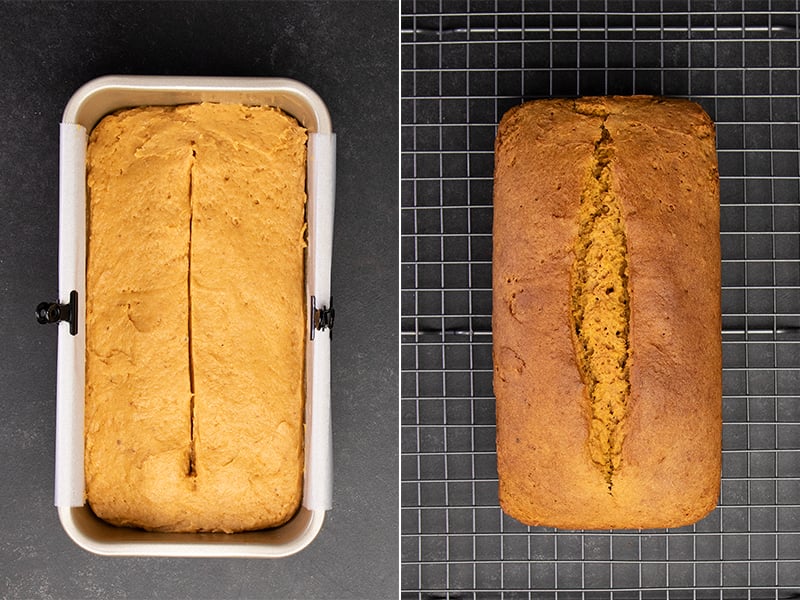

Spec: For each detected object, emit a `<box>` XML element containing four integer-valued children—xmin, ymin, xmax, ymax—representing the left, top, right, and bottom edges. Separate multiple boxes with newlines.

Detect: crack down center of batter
<box><xmin>187</xmin><ymin>144</ymin><xmax>197</xmax><ymax>478</ymax></box>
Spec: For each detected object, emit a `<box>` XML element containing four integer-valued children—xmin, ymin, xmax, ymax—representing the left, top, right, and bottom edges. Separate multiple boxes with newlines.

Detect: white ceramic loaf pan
<box><xmin>53</xmin><ymin>75</ymin><xmax>335</xmax><ymax>557</ymax></box>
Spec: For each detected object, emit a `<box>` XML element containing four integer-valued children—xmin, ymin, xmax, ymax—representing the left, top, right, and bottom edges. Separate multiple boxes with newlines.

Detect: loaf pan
<box><xmin>49</xmin><ymin>75</ymin><xmax>335</xmax><ymax>557</ymax></box>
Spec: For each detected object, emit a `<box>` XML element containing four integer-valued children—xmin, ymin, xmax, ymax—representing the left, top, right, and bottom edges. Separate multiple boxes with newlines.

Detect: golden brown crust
<box><xmin>85</xmin><ymin>103</ymin><xmax>307</xmax><ymax>533</ymax></box>
<box><xmin>493</xmin><ymin>96</ymin><xmax>721</xmax><ymax>529</ymax></box>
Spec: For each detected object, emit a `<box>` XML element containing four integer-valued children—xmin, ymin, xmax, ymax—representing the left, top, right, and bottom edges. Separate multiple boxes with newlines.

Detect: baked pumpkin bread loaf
<box><xmin>85</xmin><ymin>103</ymin><xmax>307</xmax><ymax>533</ymax></box>
<box><xmin>492</xmin><ymin>96</ymin><xmax>721</xmax><ymax>530</ymax></box>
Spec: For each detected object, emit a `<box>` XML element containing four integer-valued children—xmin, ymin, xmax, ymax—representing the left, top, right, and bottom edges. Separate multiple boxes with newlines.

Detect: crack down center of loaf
<box><xmin>570</xmin><ymin>114</ymin><xmax>632</xmax><ymax>492</ymax></box>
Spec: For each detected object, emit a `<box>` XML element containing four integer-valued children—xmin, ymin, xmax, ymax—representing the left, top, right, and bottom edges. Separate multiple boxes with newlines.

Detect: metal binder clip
<box><xmin>311</xmin><ymin>295</ymin><xmax>335</xmax><ymax>340</ymax></box>
<box><xmin>36</xmin><ymin>290</ymin><xmax>78</xmax><ymax>336</ymax></box>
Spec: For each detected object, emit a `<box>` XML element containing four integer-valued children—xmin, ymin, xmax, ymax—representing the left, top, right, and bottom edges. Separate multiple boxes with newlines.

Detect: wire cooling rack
<box><xmin>400</xmin><ymin>1</ymin><xmax>800</xmax><ymax>598</ymax></box>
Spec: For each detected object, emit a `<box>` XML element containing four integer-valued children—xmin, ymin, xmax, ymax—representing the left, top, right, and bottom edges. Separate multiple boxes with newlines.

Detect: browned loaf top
<box><xmin>492</xmin><ymin>95</ymin><xmax>721</xmax><ymax>530</ymax></box>
<box><xmin>85</xmin><ymin>103</ymin><xmax>307</xmax><ymax>533</ymax></box>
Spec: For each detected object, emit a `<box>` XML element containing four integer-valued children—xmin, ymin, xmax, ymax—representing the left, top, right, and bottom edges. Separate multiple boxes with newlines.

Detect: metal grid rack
<box><xmin>400</xmin><ymin>1</ymin><xmax>800</xmax><ymax>598</ymax></box>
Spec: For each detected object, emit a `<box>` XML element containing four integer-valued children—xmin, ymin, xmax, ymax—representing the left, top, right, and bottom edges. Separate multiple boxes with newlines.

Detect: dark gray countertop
<box><xmin>0</xmin><ymin>2</ymin><xmax>398</xmax><ymax>598</ymax></box>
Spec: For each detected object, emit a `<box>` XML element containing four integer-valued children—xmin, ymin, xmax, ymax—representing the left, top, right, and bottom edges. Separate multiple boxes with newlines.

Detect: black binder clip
<box><xmin>311</xmin><ymin>296</ymin><xmax>335</xmax><ymax>340</ymax></box>
<box><xmin>36</xmin><ymin>290</ymin><xmax>78</xmax><ymax>336</ymax></box>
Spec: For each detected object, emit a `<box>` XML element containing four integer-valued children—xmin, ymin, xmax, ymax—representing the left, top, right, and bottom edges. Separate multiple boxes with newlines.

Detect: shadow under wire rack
<box><xmin>401</xmin><ymin>1</ymin><xmax>800</xmax><ymax>598</ymax></box>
